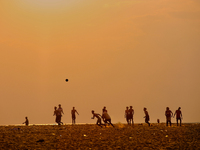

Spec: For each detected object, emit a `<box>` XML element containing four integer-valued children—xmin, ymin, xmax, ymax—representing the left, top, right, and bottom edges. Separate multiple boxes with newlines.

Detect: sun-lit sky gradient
<box><xmin>1</xmin><ymin>0</ymin><xmax>200</xmax><ymax>125</ymax></box>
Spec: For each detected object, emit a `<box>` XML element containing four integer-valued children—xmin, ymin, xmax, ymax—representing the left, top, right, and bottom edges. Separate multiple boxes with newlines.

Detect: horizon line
<box><xmin>0</xmin><ymin>122</ymin><xmax>200</xmax><ymax>126</ymax></box>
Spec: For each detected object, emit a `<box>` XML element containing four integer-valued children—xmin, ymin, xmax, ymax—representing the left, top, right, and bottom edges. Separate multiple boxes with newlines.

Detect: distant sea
<box><xmin>0</xmin><ymin>122</ymin><xmax>199</xmax><ymax>126</ymax></box>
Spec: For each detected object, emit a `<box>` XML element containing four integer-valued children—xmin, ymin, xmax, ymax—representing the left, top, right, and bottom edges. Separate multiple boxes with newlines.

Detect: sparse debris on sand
<box><xmin>0</xmin><ymin>123</ymin><xmax>199</xmax><ymax>149</ymax></box>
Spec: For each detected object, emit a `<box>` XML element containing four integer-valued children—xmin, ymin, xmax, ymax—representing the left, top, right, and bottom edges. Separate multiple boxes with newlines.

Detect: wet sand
<box><xmin>0</xmin><ymin>123</ymin><xmax>199</xmax><ymax>149</ymax></box>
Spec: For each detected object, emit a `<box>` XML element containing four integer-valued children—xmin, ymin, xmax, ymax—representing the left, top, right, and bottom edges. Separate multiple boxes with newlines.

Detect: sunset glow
<box><xmin>0</xmin><ymin>0</ymin><xmax>200</xmax><ymax>125</ymax></box>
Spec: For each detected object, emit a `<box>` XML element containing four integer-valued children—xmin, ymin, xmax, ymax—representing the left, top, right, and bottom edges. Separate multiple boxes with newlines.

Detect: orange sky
<box><xmin>0</xmin><ymin>0</ymin><xmax>200</xmax><ymax>125</ymax></box>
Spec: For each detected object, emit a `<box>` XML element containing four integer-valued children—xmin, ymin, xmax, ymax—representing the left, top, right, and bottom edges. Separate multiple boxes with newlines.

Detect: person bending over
<box><xmin>91</xmin><ymin>110</ymin><xmax>105</xmax><ymax>127</ymax></box>
<box><xmin>102</xmin><ymin>111</ymin><xmax>114</xmax><ymax>127</ymax></box>
<box><xmin>22</xmin><ymin>117</ymin><xmax>29</xmax><ymax>126</ymax></box>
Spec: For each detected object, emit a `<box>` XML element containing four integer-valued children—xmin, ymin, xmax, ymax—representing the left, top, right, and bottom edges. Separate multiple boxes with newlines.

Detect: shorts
<box><xmin>56</xmin><ymin>115</ymin><xmax>61</xmax><ymax>123</ymax></box>
<box><xmin>96</xmin><ymin>118</ymin><xmax>101</xmax><ymax>124</ymax></box>
<box><xmin>72</xmin><ymin>114</ymin><xmax>76</xmax><ymax>120</ymax></box>
<box><xmin>166</xmin><ymin>116</ymin><xmax>171</xmax><ymax>121</ymax></box>
<box><xmin>145</xmin><ymin>116</ymin><xmax>150</xmax><ymax>122</ymax></box>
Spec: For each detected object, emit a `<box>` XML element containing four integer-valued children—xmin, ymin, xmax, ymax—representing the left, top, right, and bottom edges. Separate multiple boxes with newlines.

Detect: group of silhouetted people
<box><xmin>91</xmin><ymin>106</ymin><xmax>114</xmax><ymax>127</ymax></box>
<box><xmin>124</xmin><ymin>106</ymin><xmax>182</xmax><ymax>127</ymax></box>
<box><xmin>124</xmin><ymin>107</ymin><xmax>151</xmax><ymax>126</ymax></box>
<box><xmin>125</xmin><ymin>106</ymin><xmax>134</xmax><ymax>125</ymax></box>
<box><xmin>165</xmin><ymin>107</ymin><xmax>182</xmax><ymax>126</ymax></box>
<box><xmin>22</xmin><ymin>105</ymin><xmax>182</xmax><ymax>127</ymax></box>
<box><xmin>53</xmin><ymin>104</ymin><xmax>79</xmax><ymax>125</ymax></box>
<box><xmin>53</xmin><ymin>104</ymin><xmax>64</xmax><ymax>125</ymax></box>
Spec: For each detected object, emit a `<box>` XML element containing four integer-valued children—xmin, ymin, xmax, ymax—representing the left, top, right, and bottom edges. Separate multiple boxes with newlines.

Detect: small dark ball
<box><xmin>65</xmin><ymin>79</ymin><xmax>68</xmax><ymax>82</ymax></box>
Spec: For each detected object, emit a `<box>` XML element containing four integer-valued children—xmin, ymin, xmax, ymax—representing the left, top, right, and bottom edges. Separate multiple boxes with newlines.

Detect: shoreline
<box><xmin>0</xmin><ymin>122</ymin><xmax>199</xmax><ymax>127</ymax></box>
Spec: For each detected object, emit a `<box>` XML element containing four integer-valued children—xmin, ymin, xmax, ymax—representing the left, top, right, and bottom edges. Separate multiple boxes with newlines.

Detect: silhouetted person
<box><xmin>102</xmin><ymin>106</ymin><xmax>107</xmax><ymax>115</ymax></box>
<box><xmin>102</xmin><ymin>111</ymin><xmax>114</xmax><ymax>127</ymax></box>
<box><xmin>174</xmin><ymin>107</ymin><xmax>182</xmax><ymax>126</ymax></box>
<box><xmin>71</xmin><ymin>107</ymin><xmax>79</xmax><ymax>125</ymax></box>
<box><xmin>57</xmin><ymin>104</ymin><xmax>64</xmax><ymax>125</ymax></box>
<box><xmin>157</xmin><ymin>119</ymin><xmax>160</xmax><ymax>123</ymax></box>
<box><xmin>144</xmin><ymin>107</ymin><xmax>150</xmax><ymax>126</ymax></box>
<box><xmin>53</xmin><ymin>106</ymin><xmax>60</xmax><ymax>125</ymax></box>
<box><xmin>165</xmin><ymin>107</ymin><xmax>173</xmax><ymax>126</ymax></box>
<box><xmin>91</xmin><ymin>110</ymin><xmax>105</xmax><ymax>127</ymax></box>
<box><xmin>129</xmin><ymin>106</ymin><xmax>134</xmax><ymax>125</ymax></box>
<box><xmin>22</xmin><ymin>117</ymin><xmax>29</xmax><ymax>126</ymax></box>
<box><xmin>125</xmin><ymin>107</ymin><xmax>130</xmax><ymax>124</ymax></box>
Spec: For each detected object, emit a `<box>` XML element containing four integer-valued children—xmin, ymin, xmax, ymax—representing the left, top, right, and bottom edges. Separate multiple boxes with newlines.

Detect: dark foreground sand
<box><xmin>0</xmin><ymin>123</ymin><xmax>200</xmax><ymax>150</ymax></box>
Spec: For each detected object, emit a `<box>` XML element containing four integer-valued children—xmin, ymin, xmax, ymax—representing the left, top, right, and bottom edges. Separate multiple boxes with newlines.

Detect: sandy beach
<box><xmin>0</xmin><ymin>123</ymin><xmax>199</xmax><ymax>150</ymax></box>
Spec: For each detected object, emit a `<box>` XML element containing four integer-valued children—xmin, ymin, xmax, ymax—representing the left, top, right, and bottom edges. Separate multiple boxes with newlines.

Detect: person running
<box><xmin>91</xmin><ymin>110</ymin><xmax>105</xmax><ymax>127</ymax></box>
<box><xmin>125</xmin><ymin>107</ymin><xmax>130</xmax><ymax>124</ymax></box>
<box><xmin>57</xmin><ymin>104</ymin><xmax>64</xmax><ymax>125</ymax></box>
<box><xmin>165</xmin><ymin>107</ymin><xmax>173</xmax><ymax>126</ymax></box>
<box><xmin>71</xmin><ymin>107</ymin><xmax>79</xmax><ymax>125</ymax></box>
<box><xmin>143</xmin><ymin>107</ymin><xmax>150</xmax><ymax>126</ymax></box>
<box><xmin>22</xmin><ymin>117</ymin><xmax>29</xmax><ymax>126</ymax></box>
<box><xmin>129</xmin><ymin>106</ymin><xmax>134</xmax><ymax>125</ymax></box>
<box><xmin>174</xmin><ymin>107</ymin><xmax>182</xmax><ymax>126</ymax></box>
<box><xmin>102</xmin><ymin>111</ymin><xmax>114</xmax><ymax>127</ymax></box>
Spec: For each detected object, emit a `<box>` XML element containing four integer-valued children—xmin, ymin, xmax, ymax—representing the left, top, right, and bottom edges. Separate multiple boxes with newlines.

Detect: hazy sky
<box><xmin>0</xmin><ymin>0</ymin><xmax>200</xmax><ymax>125</ymax></box>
